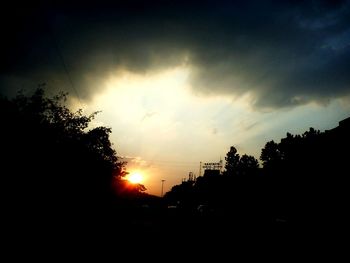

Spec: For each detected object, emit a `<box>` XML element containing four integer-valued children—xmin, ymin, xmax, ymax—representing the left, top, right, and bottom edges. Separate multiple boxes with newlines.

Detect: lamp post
<box><xmin>161</xmin><ymin>179</ymin><xmax>165</xmax><ymax>197</ymax></box>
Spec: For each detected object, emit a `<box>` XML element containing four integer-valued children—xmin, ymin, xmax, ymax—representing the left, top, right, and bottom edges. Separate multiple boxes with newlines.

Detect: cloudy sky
<box><xmin>1</xmin><ymin>0</ymin><xmax>350</xmax><ymax>195</ymax></box>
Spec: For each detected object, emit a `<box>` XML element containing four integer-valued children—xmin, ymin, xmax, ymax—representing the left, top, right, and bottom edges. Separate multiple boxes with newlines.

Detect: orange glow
<box><xmin>127</xmin><ymin>172</ymin><xmax>143</xmax><ymax>184</ymax></box>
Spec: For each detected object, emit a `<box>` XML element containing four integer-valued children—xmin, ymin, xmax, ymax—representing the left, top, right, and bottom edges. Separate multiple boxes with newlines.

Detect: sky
<box><xmin>1</xmin><ymin>0</ymin><xmax>350</xmax><ymax>195</ymax></box>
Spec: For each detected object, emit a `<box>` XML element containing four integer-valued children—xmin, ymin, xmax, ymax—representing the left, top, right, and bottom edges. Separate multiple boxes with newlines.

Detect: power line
<box><xmin>120</xmin><ymin>156</ymin><xmax>199</xmax><ymax>167</ymax></box>
<box><xmin>49</xmin><ymin>26</ymin><xmax>83</xmax><ymax>106</ymax></box>
<box><xmin>149</xmin><ymin>163</ymin><xmax>197</xmax><ymax>168</ymax></box>
<box><xmin>120</xmin><ymin>157</ymin><xmax>198</xmax><ymax>164</ymax></box>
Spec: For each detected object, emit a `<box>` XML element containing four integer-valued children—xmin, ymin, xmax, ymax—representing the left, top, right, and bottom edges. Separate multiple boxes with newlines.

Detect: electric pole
<box><xmin>161</xmin><ymin>179</ymin><xmax>165</xmax><ymax>197</ymax></box>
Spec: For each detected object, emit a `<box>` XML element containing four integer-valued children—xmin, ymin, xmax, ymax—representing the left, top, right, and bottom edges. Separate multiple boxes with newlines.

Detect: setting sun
<box><xmin>128</xmin><ymin>172</ymin><xmax>143</xmax><ymax>184</ymax></box>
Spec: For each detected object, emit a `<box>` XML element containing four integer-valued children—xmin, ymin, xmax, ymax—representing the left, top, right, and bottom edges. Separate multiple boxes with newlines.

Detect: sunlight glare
<box><xmin>128</xmin><ymin>172</ymin><xmax>143</xmax><ymax>184</ymax></box>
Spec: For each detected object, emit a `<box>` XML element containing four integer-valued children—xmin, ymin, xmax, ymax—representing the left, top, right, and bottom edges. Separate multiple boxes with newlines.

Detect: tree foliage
<box><xmin>0</xmin><ymin>88</ymin><xmax>128</xmax><ymax>217</ymax></box>
<box><xmin>260</xmin><ymin>140</ymin><xmax>281</xmax><ymax>168</ymax></box>
<box><xmin>165</xmin><ymin>118</ymin><xmax>349</xmax><ymax>227</ymax></box>
<box><xmin>225</xmin><ymin>146</ymin><xmax>259</xmax><ymax>176</ymax></box>
<box><xmin>224</xmin><ymin>146</ymin><xmax>240</xmax><ymax>175</ymax></box>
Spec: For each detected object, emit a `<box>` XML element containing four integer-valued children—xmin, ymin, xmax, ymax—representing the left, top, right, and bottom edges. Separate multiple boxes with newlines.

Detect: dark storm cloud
<box><xmin>1</xmin><ymin>0</ymin><xmax>350</xmax><ymax>108</ymax></box>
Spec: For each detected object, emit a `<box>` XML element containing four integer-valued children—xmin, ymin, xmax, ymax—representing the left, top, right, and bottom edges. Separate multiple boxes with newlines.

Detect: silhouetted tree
<box><xmin>224</xmin><ymin>146</ymin><xmax>258</xmax><ymax>176</ymax></box>
<box><xmin>164</xmin><ymin>118</ymin><xmax>349</xmax><ymax>230</ymax></box>
<box><xmin>224</xmin><ymin>146</ymin><xmax>240</xmax><ymax>176</ymax></box>
<box><xmin>238</xmin><ymin>154</ymin><xmax>259</xmax><ymax>174</ymax></box>
<box><xmin>0</xmin><ymin>88</ymin><xmax>133</xmax><ymax>231</ymax></box>
<box><xmin>260</xmin><ymin>140</ymin><xmax>281</xmax><ymax>169</ymax></box>
<box><xmin>164</xmin><ymin>180</ymin><xmax>195</xmax><ymax>210</ymax></box>
<box><xmin>258</xmin><ymin>123</ymin><xmax>350</xmax><ymax>226</ymax></box>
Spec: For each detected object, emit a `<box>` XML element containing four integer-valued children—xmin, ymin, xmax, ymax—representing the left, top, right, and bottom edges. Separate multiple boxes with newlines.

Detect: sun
<box><xmin>128</xmin><ymin>172</ymin><xmax>143</xmax><ymax>184</ymax></box>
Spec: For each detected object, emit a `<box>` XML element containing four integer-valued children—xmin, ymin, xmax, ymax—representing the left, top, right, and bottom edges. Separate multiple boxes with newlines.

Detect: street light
<box><xmin>161</xmin><ymin>179</ymin><xmax>165</xmax><ymax>197</ymax></box>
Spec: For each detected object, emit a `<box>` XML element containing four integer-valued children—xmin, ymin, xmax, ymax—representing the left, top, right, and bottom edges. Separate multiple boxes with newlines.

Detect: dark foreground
<box><xmin>4</xmin><ymin>201</ymin><xmax>345</xmax><ymax>260</ymax></box>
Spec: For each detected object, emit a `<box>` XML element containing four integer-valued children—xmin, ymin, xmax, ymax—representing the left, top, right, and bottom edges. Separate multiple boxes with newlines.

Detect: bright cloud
<box><xmin>74</xmin><ymin>66</ymin><xmax>349</xmax><ymax>195</ymax></box>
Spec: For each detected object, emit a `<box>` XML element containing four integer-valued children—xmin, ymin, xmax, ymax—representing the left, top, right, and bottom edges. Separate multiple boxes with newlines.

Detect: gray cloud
<box><xmin>1</xmin><ymin>0</ymin><xmax>350</xmax><ymax>109</ymax></box>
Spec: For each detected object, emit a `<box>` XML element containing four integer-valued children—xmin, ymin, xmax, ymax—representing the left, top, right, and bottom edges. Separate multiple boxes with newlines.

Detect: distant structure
<box><xmin>325</xmin><ymin>116</ymin><xmax>350</xmax><ymax>134</ymax></box>
<box><xmin>188</xmin><ymin>171</ymin><xmax>196</xmax><ymax>182</ymax></box>
<box><xmin>181</xmin><ymin>158</ymin><xmax>225</xmax><ymax>184</ymax></box>
<box><xmin>182</xmin><ymin>171</ymin><xmax>196</xmax><ymax>183</ymax></box>
<box><xmin>335</xmin><ymin>116</ymin><xmax>350</xmax><ymax>130</ymax></box>
<box><xmin>200</xmin><ymin>158</ymin><xmax>223</xmax><ymax>176</ymax></box>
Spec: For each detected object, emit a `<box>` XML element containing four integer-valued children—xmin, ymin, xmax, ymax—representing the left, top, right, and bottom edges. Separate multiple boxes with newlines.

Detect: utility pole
<box><xmin>161</xmin><ymin>179</ymin><xmax>165</xmax><ymax>197</ymax></box>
